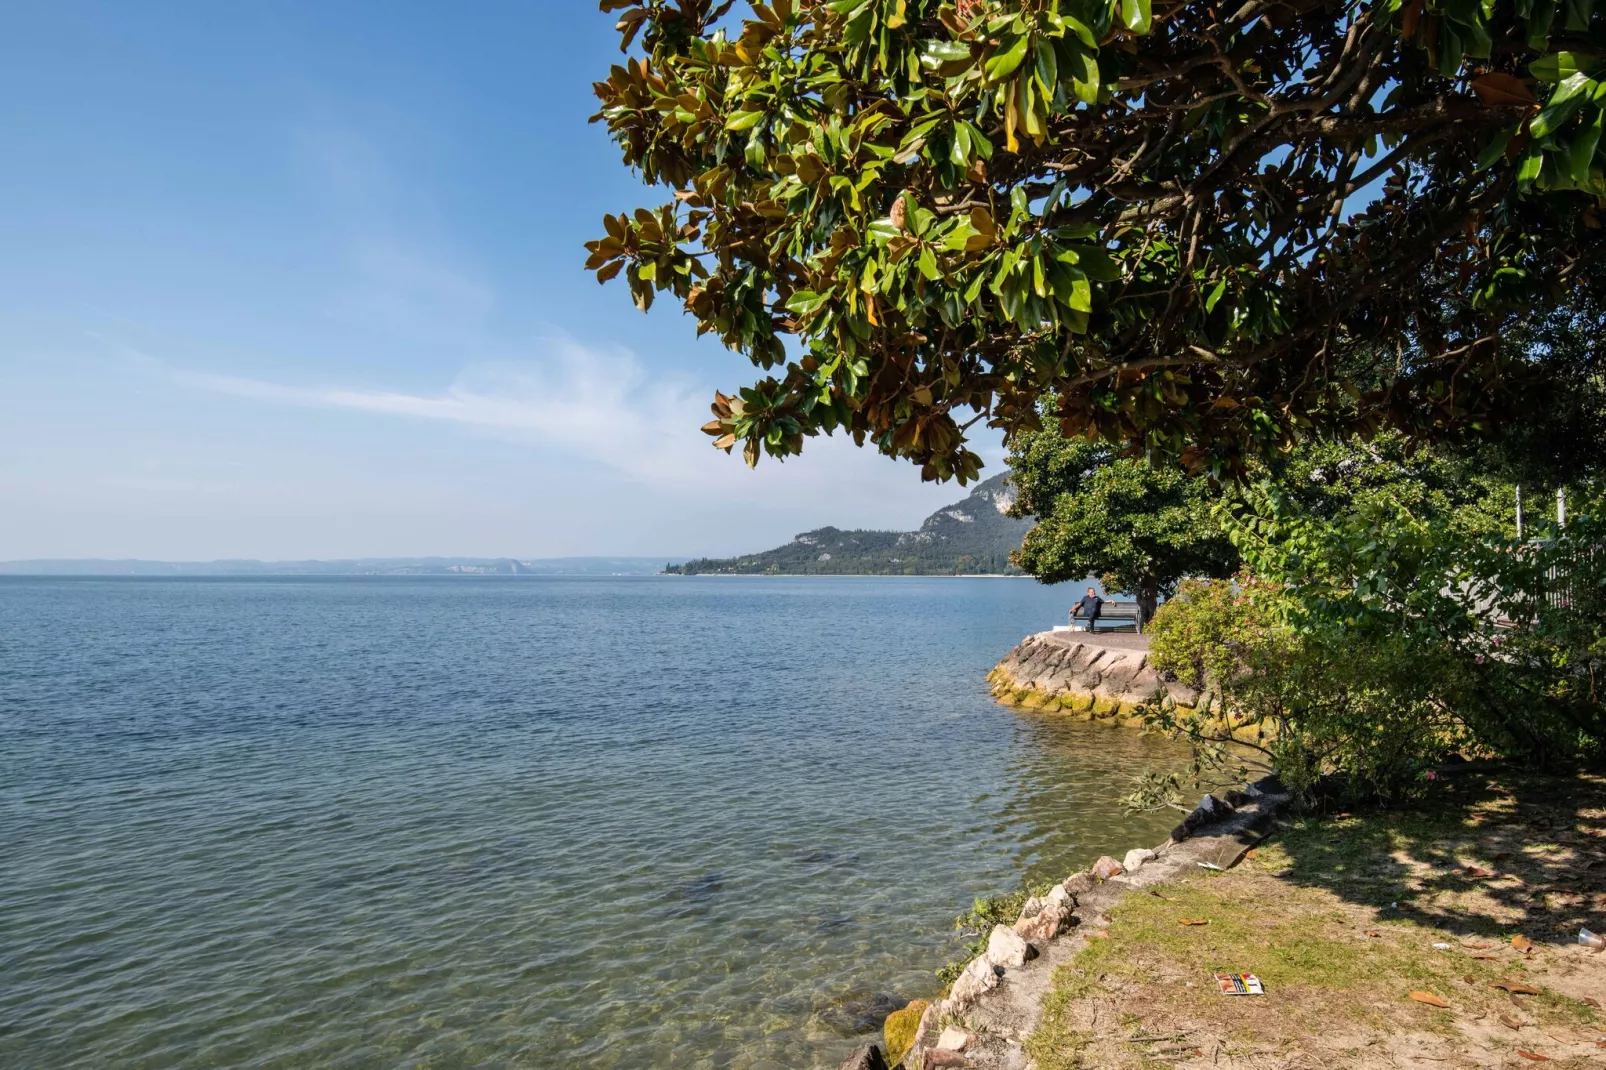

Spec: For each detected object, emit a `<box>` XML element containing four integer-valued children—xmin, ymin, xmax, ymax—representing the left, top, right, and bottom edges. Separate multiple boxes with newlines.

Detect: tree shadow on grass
<box><xmin>1266</xmin><ymin>768</ymin><xmax>1606</xmax><ymax>946</ymax></box>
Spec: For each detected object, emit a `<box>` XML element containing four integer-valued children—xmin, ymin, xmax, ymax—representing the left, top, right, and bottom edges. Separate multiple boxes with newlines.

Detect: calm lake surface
<box><xmin>0</xmin><ymin>576</ymin><xmax>1188</xmax><ymax>1069</ymax></box>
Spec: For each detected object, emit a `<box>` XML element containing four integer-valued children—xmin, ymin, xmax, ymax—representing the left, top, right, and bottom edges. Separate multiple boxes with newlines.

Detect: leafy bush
<box><xmin>1153</xmin><ymin>480</ymin><xmax>1606</xmax><ymax>800</ymax></box>
<box><xmin>1147</xmin><ymin>573</ymin><xmax>1469</xmax><ymax>802</ymax></box>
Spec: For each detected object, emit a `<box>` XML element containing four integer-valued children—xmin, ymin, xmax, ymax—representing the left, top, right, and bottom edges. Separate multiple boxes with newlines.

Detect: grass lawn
<box><xmin>1027</xmin><ymin>771</ymin><xmax>1606</xmax><ymax>1069</ymax></box>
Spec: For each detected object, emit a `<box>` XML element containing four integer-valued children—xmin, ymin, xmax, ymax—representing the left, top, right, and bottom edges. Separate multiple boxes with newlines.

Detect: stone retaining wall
<box><xmin>987</xmin><ymin>631</ymin><xmax>1203</xmax><ymax>721</ymax></box>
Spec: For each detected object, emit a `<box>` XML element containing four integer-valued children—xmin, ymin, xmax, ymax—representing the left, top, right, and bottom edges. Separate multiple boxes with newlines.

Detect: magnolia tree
<box><xmin>588</xmin><ymin>0</ymin><xmax>1606</xmax><ymax>480</ymax></box>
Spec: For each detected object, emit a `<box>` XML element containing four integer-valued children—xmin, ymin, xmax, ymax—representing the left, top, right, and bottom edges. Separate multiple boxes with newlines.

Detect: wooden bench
<box><xmin>1063</xmin><ymin>601</ymin><xmax>1144</xmax><ymax>633</ymax></box>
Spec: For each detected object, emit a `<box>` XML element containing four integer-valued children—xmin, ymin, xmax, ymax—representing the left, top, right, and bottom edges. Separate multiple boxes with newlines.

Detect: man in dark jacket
<box><xmin>1072</xmin><ymin>587</ymin><xmax>1104</xmax><ymax>631</ymax></box>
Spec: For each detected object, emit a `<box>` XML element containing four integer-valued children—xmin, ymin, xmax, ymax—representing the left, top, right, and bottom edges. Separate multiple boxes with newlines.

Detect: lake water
<box><xmin>0</xmin><ymin>576</ymin><xmax>1188</xmax><ymax>1069</ymax></box>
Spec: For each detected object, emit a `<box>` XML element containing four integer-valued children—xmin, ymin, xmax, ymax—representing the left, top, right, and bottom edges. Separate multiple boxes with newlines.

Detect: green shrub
<box><xmin>1146</xmin><ymin>573</ymin><xmax>1469</xmax><ymax>802</ymax></box>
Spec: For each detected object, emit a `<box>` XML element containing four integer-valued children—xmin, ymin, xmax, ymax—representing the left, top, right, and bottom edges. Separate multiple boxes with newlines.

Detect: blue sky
<box><xmin>0</xmin><ymin>2</ymin><xmax>997</xmax><ymax>561</ymax></box>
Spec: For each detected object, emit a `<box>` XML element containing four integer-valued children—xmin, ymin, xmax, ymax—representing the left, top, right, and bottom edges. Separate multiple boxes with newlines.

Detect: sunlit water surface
<box><xmin>0</xmin><ymin>576</ymin><xmax>1187</xmax><ymax>1068</ymax></box>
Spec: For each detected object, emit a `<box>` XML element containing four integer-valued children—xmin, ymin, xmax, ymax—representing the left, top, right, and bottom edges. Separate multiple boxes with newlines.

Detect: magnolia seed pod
<box><xmin>890</xmin><ymin>193</ymin><xmax>909</xmax><ymax>231</ymax></box>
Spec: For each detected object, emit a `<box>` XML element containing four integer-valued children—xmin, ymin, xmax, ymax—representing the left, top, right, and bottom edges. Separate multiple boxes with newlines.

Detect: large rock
<box><xmin>948</xmin><ymin>956</ymin><xmax>1001</xmax><ymax>1006</ymax></box>
<box><xmin>1123</xmin><ymin>847</ymin><xmax>1157</xmax><ymax>873</ymax></box>
<box><xmin>1091</xmin><ymin>855</ymin><xmax>1126</xmax><ymax>880</ymax></box>
<box><xmin>987</xmin><ymin>923</ymin><xmax>1033</xmax><ymax>968</ymax></box>
<box><xmin>836</xmin><ymin>1044</ymin><xmax>890</xmax><ymax>1070</ymax></box>
<box><xmin>1014</xmin><ymin>903</ymin><xmax>1069</xmax><ymax>944</ymax></box>
<box><xmin>883</xmin><ymin>999</ymin><xmax>928</xmax><ymax>1067</ymax></box>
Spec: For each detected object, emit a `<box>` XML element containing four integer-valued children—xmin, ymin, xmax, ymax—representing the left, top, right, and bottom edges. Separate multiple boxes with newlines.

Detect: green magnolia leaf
<box><xmin>1068</xmin><ymin>45</ymin><xmax>1100</xmax><ymax>105</ymax></box>
<box><xmin>1121</xmin><ymin>0</ymin><xmax>1153</xmax><ymax>35</ymax></box>
<box><xmin>1529</xmin><ymin>51</ymin><xmax>1602</xmax><ymax>83</ymax></box>
<box><xmin>1530</xmin><ymin>73</ymin><xmax>1594</xmax><ymax>139</ymax></box>
<box><xmin>1566</xmin><ymin>109</ymin><xmax>1603</xmax><ymax>180</ymax></box>
<box><xmin>985</xmin><ymin>34</ymin><xmax>1031</xmax><ymax>82</ymax></box>
<box><xmin>787</xmin><ymin>290</ymin><xmax>829</xmax><ymax>315</ymax></box>
<box><xmin>922</xmin><ymin>39</ymin><xmax>973</xmax><ymax>65</ymax></box>
<box><xmin>1034</xmin><ymin>38</ymin><xmax>1059</xmax><ymax>94</ymax></box>
<box><xmin>1475</xmin><ymin>124</ymin><xmax>1517</xmax><ymax>170</ymax></box>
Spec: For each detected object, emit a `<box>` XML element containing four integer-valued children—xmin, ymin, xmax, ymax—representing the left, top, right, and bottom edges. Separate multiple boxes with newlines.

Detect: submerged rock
<box><xmin>815</xmin><ymin>991</ymin><xmax>905</xmax><ymax>1035</ymax></box>
<box><xmin>836</xmin><ymin>1044</ymin><xmax>890</xmax><ymax>1070</ymax></box>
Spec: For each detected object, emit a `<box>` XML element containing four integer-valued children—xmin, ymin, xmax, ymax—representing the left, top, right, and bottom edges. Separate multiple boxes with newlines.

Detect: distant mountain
<box><xmin>665</xmin><ymin>473</ymin><xmax>1034</xmax><ymax>576</ymax></box>
<box><xmin>0</xmin><ymin>557</ymin><xmax>671</xmax><ymax>577</ymax></box>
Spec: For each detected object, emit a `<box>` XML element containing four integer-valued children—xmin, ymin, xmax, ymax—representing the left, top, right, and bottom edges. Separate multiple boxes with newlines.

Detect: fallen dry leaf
<box><xmin>1581</xmin><ymin>997</ymin><xmax>1601</xmax><ymax>1008</ymax></box>
<box><xmin>1366</xmin><ymin>929</ymin><xmax>1384</xmax><ymax>938</ymax></box>
<box><xmin>1472</xmin><ymin>954</ymin><xmax>1500</xmax><ymax>960</ymax></box>
<box><xmin>1409</xmin><ymin>991</ymin><xmax>1451</xmax><ymax>1008</ymax></box>
<box><xmin>1513</xmin><ymin>935</ymin><xmax>1534</xmax><ymax>953</ymax></box>
<box><xmin>1500</xmin><ymin>1014</ymin><xmax>1524</xmax><ymax>1030</ymax></box>
<box><xmin>1464</xmin><ymin>865</ymin><xmax>1497</xmax><ymax>878</ymax></box>
<box><xmin>1516</xmin><ymin>1051</ymin><xmax>1549</xmax><ymax>1062</ymax></box>
<box><xmin>1493</xmin><ymin>981</ymin><xmax>1543</xmax><ymax>995</ymax></box>
<box><xmin>1178</xmin><ymin>919</ymin><xmax>1210</xmax><ymax>926</ymax></box>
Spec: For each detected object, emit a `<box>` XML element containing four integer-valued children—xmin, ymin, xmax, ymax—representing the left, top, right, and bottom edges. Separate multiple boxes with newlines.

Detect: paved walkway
<box><xmin>1042</xmin><ymin>628</ymin><xmax>1150</xmax><ymax>652</ymax></box>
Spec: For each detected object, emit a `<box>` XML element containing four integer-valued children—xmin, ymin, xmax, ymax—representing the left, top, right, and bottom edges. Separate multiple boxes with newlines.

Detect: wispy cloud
<box><xmin>155</xmin><ymin>337</ymin><xmax>730</xmax><ymax>486</ymax></box>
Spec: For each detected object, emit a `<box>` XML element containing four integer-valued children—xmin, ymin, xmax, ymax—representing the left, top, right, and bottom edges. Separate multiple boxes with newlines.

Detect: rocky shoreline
<box><xmin>836</xmin><ymin>776</ymin><xmax>1293</xmax><ymax>1070</ymax></box>
<box><xmin>827</xmin><ymin>631</ymin><xmax>1291</xmax><ymax>1070</ymax></box>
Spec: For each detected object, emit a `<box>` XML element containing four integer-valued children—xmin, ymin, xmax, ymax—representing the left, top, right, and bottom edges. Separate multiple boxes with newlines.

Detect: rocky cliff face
<box><xmin>987</xmin><ymin>631</ymin><xmax>1202</xmax><ymax>720</ymax></box>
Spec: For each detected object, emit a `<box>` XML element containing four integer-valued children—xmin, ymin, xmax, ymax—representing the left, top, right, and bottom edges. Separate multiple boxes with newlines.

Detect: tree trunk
<box><xmin>1138</xmin><ymin>579</ymin><xmax>1160</xmax><ymax>630</ymax></box>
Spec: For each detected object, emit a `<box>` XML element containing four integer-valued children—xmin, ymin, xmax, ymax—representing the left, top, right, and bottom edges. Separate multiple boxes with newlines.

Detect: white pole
<box><xmin>1516</xmin><ymin>485</ymin><xmax>1524</xmax><ymax>540</ymax></box>
<box><xmin>1558</xmin><ymin>487</ymin><xmax>1567</xmax><ymax>528</ymax></box>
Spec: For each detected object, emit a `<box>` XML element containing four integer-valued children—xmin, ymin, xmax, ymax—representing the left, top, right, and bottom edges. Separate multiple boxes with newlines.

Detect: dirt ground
<box><xmin>1025</xmin><ymin>770</ymin><xmax>1606</xmax><ymax>1069</ymax></box>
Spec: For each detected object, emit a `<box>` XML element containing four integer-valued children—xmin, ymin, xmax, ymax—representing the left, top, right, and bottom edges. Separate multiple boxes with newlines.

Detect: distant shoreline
<box><xmin>660</xmin><ymin>572</ymin><xmax>1030</xmax><ymax>579</ymax></box>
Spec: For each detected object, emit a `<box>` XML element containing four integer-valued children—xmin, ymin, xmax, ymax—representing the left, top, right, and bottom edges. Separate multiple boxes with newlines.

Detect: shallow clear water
<box><xmin>0</xmin><ymin>576</ymin><xmax>1187</xmax><ymax>1069</ymax></box>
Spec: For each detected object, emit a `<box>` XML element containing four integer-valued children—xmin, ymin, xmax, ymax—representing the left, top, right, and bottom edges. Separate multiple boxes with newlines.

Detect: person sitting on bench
<box><xmin>1071</xmin><ymin>587</ymin><xmax>1104</xmax><ymax>631</ymax></box>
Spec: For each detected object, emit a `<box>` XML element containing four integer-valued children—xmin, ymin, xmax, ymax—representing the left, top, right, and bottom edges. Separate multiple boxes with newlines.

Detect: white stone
<box><xmin>948</xmin><ymin>955</ymin><xmax>1000</xmax><ymax>1005</ymax></box>
<box><xmin>1123</xmin><ymin>847</ymin><xmax>1157</xmax><ymax>873</ymax></box>
<box><xmin>987</xmin><ymin>924</ymin><xmax>1031</xmax><ymax>968</ymax></box>
<box><xmin>936</xmin><ymin>1026</ymin><xmax>972</xmax><ymax>1051</ymax></box>
<box><xmin>1045</xmin><ymin>884</ymin><xmax>1073</xmax><ymax>909</ymax></box>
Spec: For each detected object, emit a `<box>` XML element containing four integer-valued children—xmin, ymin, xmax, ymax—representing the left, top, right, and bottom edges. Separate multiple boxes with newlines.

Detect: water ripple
<box><xmin>0</xmin><ymin>576</ymin><xmax>1187</xmax><ymax>1068</ymax></box>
